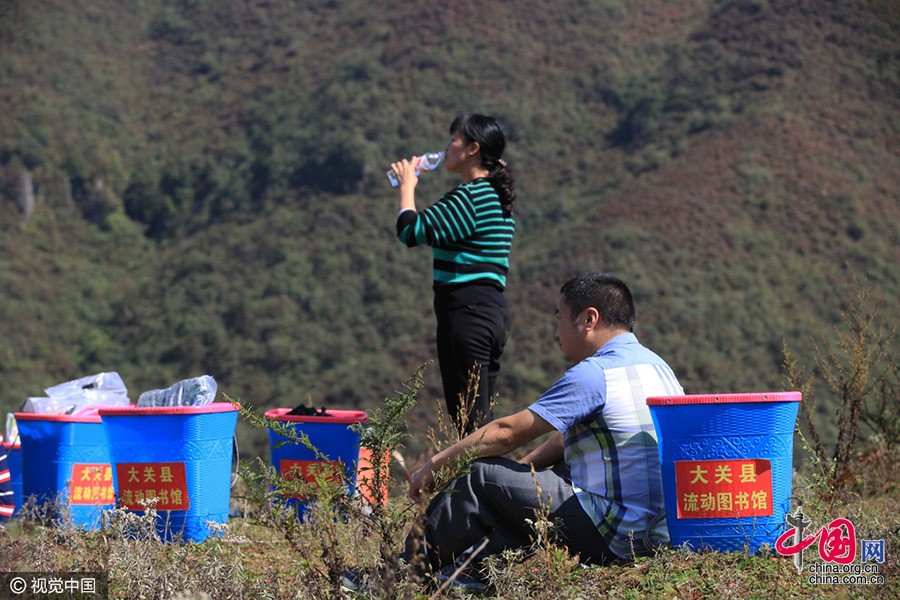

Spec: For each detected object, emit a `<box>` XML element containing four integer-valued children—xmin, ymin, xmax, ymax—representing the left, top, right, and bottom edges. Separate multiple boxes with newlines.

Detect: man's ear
<box><xmin>584</xmin><ymin>307</ymin><xmax>601</xmax><ymax>329</ymax></box>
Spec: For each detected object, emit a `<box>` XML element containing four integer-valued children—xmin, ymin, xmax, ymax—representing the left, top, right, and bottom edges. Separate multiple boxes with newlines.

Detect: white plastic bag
<box><xmin>22</xmin><ymin>397</ymin><xmax>57</xmax><ymax>414</ymax></box>
<box><xmin>137</xmin><ymin>375</ymin><xmax>218</xmax><ymax>408</ymax></box>
<box><xmin>35</xmin><ymin>372</ymin><xmax>131</xmax><ymax>415</ymax></box>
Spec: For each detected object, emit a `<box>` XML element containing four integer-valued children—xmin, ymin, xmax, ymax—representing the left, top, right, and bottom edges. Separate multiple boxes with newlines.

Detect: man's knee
<box><xmin>461</xmin><ymin>457</ymin><xmax>529</xmax><ymax>493</ymax></box>
<box><xmin>468</xmin><ymin>456</ymin><xmax>515</xmax><ymax>477</ymax></box>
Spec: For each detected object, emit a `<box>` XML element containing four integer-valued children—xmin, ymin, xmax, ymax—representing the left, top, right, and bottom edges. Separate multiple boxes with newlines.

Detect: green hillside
<box><xmin>1</xmin><ymin>0</ymin><xmax>897</xmax><ymax>458</ymax></box>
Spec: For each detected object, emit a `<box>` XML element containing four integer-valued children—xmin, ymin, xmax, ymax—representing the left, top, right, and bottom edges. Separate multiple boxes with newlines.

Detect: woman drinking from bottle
<box><xmin>390</xmin><ymin>113</ymin><xmax>516</xmax><ymax>435</ymax></box>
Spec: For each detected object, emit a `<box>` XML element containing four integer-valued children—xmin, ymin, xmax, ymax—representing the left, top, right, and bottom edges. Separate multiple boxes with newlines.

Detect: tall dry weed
<box><xmin>783</xmin><ymin>274</ymin><xmax>897</xmax><ymax>494</ymax></box>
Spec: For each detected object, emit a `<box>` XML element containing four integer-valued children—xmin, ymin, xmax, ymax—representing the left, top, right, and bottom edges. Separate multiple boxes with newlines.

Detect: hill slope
<box><xmin>1</xmin><ymin>0</ymin><xmax>897</xmax><ymax>456</ymax></box>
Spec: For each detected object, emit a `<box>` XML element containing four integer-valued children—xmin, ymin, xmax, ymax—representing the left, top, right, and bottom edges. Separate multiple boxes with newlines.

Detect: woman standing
<box><xmin>391</xmin><ymin>113</ymin><xmax>516</xmax><ymax>435</ymax></box>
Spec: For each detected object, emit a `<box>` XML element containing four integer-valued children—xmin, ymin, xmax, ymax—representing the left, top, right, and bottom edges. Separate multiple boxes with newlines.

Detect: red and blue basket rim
<box><xmin>14</xmin><ymin>411</ymin><xmax>102</xmax><ymax>423</ymax></box>
<box><xmin>646</xmin><ymin>392</ymin><xmax>801</xmax><ymax>406</ymax></box>
<box><xmin>264</xmin><ymin>407</ymin><xmax>368</xmax><ymax>424</ymax></box>
<box><xmin>97</xmin><ymin>401</ymin><xmax>240</xmax><ymax>416</ymax></box>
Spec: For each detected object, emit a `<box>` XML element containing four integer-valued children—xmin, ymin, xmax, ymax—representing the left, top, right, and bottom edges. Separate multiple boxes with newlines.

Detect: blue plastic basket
<box><xmin>265</xmin><ymin>408</ymin><xmax>368</xmax><ymax>519</ymax></box>
<box><xmin>14</xmin><ymin>412</ymin><xmax>114</xmax><ymax>530</ymax></box>
<box><xmin>647</xmin><ymin>392</ymin><xmax>801</xmax><ymax>554</ymax></box>
<box><xmin>99</xmin><ymin>403</ymin><xmax>239</xmax><ymax>542</ymax></box>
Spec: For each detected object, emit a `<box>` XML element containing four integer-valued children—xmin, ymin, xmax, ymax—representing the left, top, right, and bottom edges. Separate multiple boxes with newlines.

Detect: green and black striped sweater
<box><xmin>397</xmin><ymin>178</ymin><xmax>515</xmax><ymax>307</ymax></box>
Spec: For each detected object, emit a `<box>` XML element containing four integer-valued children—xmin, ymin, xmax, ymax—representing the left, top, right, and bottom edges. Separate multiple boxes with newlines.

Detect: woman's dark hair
<box><xmin>560</xmin><ymin>272</ymin><xmax>636</xmax><ymax>332</ymax></box>
<box><xmin>450</xmin><ymin>112</ymin><xmax>516</xmax><ymax>216</ymax></box>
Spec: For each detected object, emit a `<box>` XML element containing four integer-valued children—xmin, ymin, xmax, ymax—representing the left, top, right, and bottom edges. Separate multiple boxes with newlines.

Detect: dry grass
<box><xmin>1</xmin><ymin>475</ymin><xmax>897</xmax><ymax>600</ymax></box>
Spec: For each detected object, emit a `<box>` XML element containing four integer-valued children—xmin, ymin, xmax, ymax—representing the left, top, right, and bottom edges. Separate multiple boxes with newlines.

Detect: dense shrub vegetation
<box><xmin>1</xmin><ymin>0</ymin><xmax>897</xmax><ymax>461</ymax></box>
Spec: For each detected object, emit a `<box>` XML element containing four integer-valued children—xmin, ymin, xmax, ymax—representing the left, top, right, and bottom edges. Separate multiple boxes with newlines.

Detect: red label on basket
<box><xmin>674</xmin><ymin>459</ymin><xmax>773</xmax><ymax>519</ymax></box>
<box><xmin>279</xmin><ymin>459</ymin><xmax>344</xmax><ymax>498</ymax></box>
<box><xmin>116</xmin><ymin>462</ymin><xmax>190</xmax><ymax>511</ymax></box>
<box><xmin>69</xmin><ymin>463</ymin><xmax>115</xmax><ymax>505</ymax></box>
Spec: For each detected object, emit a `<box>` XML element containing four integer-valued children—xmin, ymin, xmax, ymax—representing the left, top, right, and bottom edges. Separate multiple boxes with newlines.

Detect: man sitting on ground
<box><xmin>405</xmin><ymin>272</ymin><xmax>684</xmax><ymax>584</ymax></box>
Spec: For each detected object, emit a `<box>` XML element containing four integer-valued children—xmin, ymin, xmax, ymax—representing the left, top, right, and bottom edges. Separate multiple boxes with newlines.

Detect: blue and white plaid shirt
<box><xmin>529</xmin><ymin>333</ymin><xmax>684</xmax><ymax>557</ymax></box>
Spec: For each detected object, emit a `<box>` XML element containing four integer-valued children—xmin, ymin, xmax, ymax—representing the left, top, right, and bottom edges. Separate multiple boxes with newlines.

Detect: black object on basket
<box><xmin>285</xmin><ymin>405</ymin><xmax>331</xmax><ymax>417</ymax></box>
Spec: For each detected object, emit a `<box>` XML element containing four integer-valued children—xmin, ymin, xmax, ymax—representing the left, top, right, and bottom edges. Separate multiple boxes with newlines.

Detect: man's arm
<box><xmin>517</xmin><ymin>431</ymin><xmax>564</xmax><ymax>469</ymax></box>
<box><xmin>408</xmin><ymin>408</ymin><xmax>554</xmax><ymax>499</ymax></box>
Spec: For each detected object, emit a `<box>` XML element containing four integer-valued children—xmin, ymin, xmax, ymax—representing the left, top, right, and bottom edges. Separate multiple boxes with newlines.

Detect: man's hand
<box><xmin>407</xmin><ymin>458</ymin><xmax>435</xmax><ymax>500</ymax></box>
<box><xmin>516</xmin><ymin>432</ymin><xmax>564</xmax><ymax>469</ymax></box>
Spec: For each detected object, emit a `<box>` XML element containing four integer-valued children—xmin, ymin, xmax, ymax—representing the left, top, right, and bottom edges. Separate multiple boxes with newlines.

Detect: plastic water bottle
<box><xmin>387</xmin><ymin>151</ymin><xmax>445</xmax><ymax>187</ymax></box>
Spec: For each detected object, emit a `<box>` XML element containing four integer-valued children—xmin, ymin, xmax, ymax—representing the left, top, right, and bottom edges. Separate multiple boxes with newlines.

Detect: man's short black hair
<box><xmin>560</xmin><ymin>272</ymin><xmax>636</xmax><ymax>331</ymax></box>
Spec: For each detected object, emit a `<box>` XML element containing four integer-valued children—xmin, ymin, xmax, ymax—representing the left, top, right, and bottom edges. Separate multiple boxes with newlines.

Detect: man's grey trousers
<box><xmin>405</xmin><ymin>457</ymin><xmax>615</xmax><ymax>573</ymax></box>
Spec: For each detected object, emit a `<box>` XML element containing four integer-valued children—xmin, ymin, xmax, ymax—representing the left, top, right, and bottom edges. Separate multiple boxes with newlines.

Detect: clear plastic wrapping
<box><xmin>24</xmin><ymin>372</ymin><xmax>131</xmax><ymax>415</ymax></box>
<box><xmin>137</xmin><ymin>375</ymin><xmax>218</xmax><ymax>408</ymax></box>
